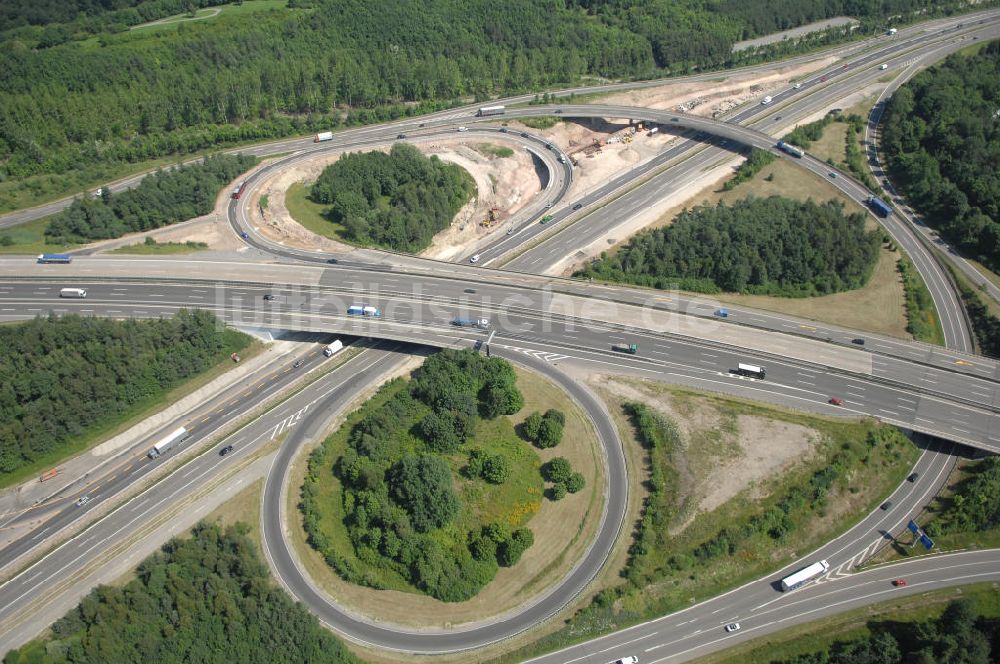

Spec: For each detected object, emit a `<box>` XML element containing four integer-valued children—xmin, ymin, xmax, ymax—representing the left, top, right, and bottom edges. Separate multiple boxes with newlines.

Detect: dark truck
<box><xmin>452</xmin><ymin>317</ymin><xmax>490</xmax><ymax>329</ymax></box>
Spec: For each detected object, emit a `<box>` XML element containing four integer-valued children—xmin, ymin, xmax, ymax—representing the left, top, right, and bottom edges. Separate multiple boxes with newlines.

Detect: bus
<box><xmin>148</xmin><ymin>427</ymin><xmax>190</xmax><ymax>459</ymax></box>
<box><xmin>476</xmin><ymin>105</ymin><xmax>506</xmax><ymax>117</ymax></box>
<box><xmin>736</xmin><ymin>363</ymin><xmax>766</xmax><ymax>379</ymax></box>
<box><xmin>37</xmin><ymin>253</ymin><xmax>73</xmax><ymax>264</ymax></box>
<box><xmin>59</xmin><ymin>288</ymin><xmax>87</xmax><ymax>298</ymax></box>
<box><xmin>780</xmin><ymin>559</ymin><xmax>829</xmax><ymax>591</ymax></box>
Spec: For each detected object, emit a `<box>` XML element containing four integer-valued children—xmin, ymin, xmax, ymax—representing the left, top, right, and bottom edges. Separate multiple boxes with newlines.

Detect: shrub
<box><xmin>543</xmin><ymin>457</ymin><xmax>573</xmax><ymax>484</ymax></box>
<box><xmin>565</xmin><ymin>472</ymin><xmax>586</xmax><ymax>493</ymax></box>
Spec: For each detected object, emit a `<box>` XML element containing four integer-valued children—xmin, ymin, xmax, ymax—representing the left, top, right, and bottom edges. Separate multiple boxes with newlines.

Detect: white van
<box><xmin>59</xmin><ymin>288</ymin><xmax>87</xmax><ymax>298</ymax></box>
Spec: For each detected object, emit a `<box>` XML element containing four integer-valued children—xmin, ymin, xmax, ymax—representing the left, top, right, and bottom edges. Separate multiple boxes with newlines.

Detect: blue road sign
<box><xmin>907</xmin><ymin>520</ymin><xmax>920</xmax><ymax>534</ymax></box>
<box><xmin>920</xmin><ymin>534</ymin><xmax>934</xmax><ymax>550</ymax></box>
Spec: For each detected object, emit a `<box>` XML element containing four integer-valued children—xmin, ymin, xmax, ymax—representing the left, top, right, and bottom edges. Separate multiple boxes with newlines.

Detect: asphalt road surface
<box><xmin>0</xmin><ymin>279</ymin><xmax>996</xmax><ymax>450</ymax></box>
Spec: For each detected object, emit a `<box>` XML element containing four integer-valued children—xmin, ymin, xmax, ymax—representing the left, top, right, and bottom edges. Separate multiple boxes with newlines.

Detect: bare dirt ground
<box><xmin>419</xmin><ymin>141</ymin><xmax>541</xmax><ymax>261</ymax></box>
<box><xmin>592</xmin><ymin>374</ymin><xmax>819</xmax><ymax>533</ymax></box>
<box><xmin>601</xmin><ymin>56</ymin><xmax>837</xmax><ymax>118</ymax></box>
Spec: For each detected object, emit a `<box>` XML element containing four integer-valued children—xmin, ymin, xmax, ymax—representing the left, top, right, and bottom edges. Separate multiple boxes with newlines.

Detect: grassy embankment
<box><xmin>499</xmin><ymin>379</ymin><xmax>919</xmax><ymax>662</ymax></box>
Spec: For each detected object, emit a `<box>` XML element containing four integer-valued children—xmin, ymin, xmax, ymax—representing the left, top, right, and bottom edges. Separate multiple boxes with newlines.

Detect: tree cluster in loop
<box><xmin>301</xmin><ymin>349</ymin><xmax>534</xmax><ymax>602</ymax></box>
<box><xmin>310</xmin><ymin>143</ymin><xmax>474</xmax><ymax>252</ymax></box>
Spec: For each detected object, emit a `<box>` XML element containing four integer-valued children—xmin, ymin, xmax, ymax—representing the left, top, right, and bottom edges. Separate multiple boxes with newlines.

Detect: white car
<box><xmin>614</xmin><ymin>657</ymin><xmax>639</xmax><ymax>664</ymax></box>
<box><xmin>793</xmin><ymin>83</ymin><xmax>802</xmax><ymax>89</ymax></box>
<box><xmin>76</xmin><ymin>496</ymin><xmax>91</xmax><ymax>507</ymax></box>
<box><xmin>725</xmin><ymin>622</ymin><xmax>741</xmax><ymax>632</ymax></box>
<box><xmin>469</xmin><ymin>254</ymin><xmax>480</xmax><ymax>264</ymax></box>
<box><xmin>458</xmin><ymin>126</ymin><xmax>468</xmax><ymax>132</ymax></box>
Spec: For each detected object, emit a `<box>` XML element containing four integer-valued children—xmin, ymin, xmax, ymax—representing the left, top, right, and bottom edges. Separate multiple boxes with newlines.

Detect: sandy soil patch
<box><xmin>593</xmin><ymin>375</ymin><xmax>819</xmax><ymax>533</ymax></box>
<box><xmin>419</xmin><ymin>142</ymin><xmax>542</xmax><ymax>261</ymax></box>
<box><xmin>601</xmin><ymin>57</ymin><xmax>837</xmax><ymax>118</ymax></box>
<box><xmin>285</xmin><ymin>364</ymin><xmax>605</xmax><ymax>631</ymax></box>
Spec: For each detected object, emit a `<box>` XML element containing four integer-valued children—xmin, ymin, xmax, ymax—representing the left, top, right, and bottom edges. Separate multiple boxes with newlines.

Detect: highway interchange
<box><xmin>0</xmin><ymin>9</ymin><xmax>999</xmax><ymax>663</ymax></box>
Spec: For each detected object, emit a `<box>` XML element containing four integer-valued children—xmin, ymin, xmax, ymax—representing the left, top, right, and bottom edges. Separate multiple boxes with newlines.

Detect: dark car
<box><xmin>521</xmin><ymin>132</ymin><xmax>529</xmax><ymax>137</ymax></box>
<box><xmin>240</xmin><ymin>231</ymin><xmax>250</xmax><ymax>240</ymax></box>
<box><xmin>464</xmin><ymin>288</ymin><xmax>477</xmax><ymax>294</ymax></box>
<box><xmin>499</xmin><ymin>127</ymin><xmax>508</xmax><ymax>133</ymax></box>
<box><xmin>326</xmin><ymin>258</ymin><xmax>338</xmax><ymax>264</ymax></box>
<box><xmin>219</xmin><ymin>445</ymin><xmax>234</xmax><ymax>456</ymax></box>
<box><xmin>555</xmin><ymin>109</ymin><xmax>563</xmax><ymax>114</ymax></box>
<box><xmin>418</xmin><ymin>123</ymin><xmax>425</xmax><ymax>127</ymax></box>
<box><xmin>881</xmin><ymin>500</ymin><xmax>893</xmax><ymax>510</ymax></box>
<box><xmin>572</xmin><ymin>203</ymin><xmax>583</xmax><ymax>210</ymax></box>
<box><xmin>851</xmin><ymin>338</ymin><xmax>866</xmax><ymax>346</ymax></box>
<box><xmin>293</xmin><ymin>359</ymin><xmax>304</xmax><ymax>369</ymax></box>
<box><xmin>263</xmin><ymin>294</ymin><xmax>276</xmax><ymax>301</ymax></box>
<box><xmin>907</xmin><ymin>472</ymin><xmax>919</xmax><ymax>482</ymax></box>
<box><xmin>397</xmin><ymin>133</ymin><xmax>406</xmax><ymax>139</ymax></box>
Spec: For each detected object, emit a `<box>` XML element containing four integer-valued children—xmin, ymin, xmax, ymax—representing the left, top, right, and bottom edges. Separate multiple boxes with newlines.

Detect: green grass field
<box><xmin>0</xmin><ymin>216</ymin><xmax>74</xmax><ymax>255</ymax></box>
<box><xmin>284</xmin><ymin>182</ymin><xmax>349</xmax><ymax>242</ymax></box>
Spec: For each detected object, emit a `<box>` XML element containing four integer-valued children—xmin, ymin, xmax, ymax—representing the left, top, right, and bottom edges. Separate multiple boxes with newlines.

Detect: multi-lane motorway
<box><xmin>0</xmin><ymin>7</ymin><xmax>999</xmax><ymax>662</ymax></box>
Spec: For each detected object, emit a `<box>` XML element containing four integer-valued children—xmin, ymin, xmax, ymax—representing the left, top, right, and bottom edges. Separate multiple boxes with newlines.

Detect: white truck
<box><xmin>314</xmin><ymin>132</ymin><xmax>333</xmax><ymax>142</ymax></box>
<box><xmin>148</xmin><ymin>427</ymin><xmax>189</xmax><ymax>459</ymax></box>
<box><xmin>59</xmin><ymin>288</ymin><xmax>87</xmax><ymax>298</ymax></box>
<box><xmin>780</xmin><ymin>560</ymin><xmax>829</xmax><ymax>591</ymax></box>
<box><xmin>323</xmin><ymin>340</ymin><xmax>344</xmax><ymax>357</ymax></box>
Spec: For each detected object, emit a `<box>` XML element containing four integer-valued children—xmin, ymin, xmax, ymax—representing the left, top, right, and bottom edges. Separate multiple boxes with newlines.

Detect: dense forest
<box><xmin>0</xmin><ymin>311</ymin><xmax>248</xmax><ymax>477</ymax></box>
<box><xmin>301</xmin><ymin>349</ymin><xmax>537</xmax><ymax>602</ymax></box>
<box><xmin>773</xmin><ymin>599</ymin><xmax>996</xmax><ymax>664</ymax></box>
<box><xmin>881</xmin><ymin>41</ymin><xmax>1000</xmax><ymax>273</ymax></box>
<box><xmin>310</xmin><ymin>143</ymin><xmax>474</xmax><ymax>252</ymax></box>
<box><xmin>45</xmin><ymin>153</ymin><xmax>255</xmax><ymax>242</ymax></box>
<box><xmin>0</xmin><ymin>0</ymin><xmax>978</xmax><ymax>207</ymax></box>
<box><xmin>576</xmin><ymin>196</ymin><xmax>880</xmax><ymax>296</ymax></box>
<box><xmin>2</xmin><ymin>522</ymin><xmax>359</xmax><ymax>664</ymax></box>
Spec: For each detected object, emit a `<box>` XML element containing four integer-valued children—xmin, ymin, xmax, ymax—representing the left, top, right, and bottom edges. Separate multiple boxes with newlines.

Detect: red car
<box><xmin>829</xmin><ymin>397</ymin><xmax>844</xmax><ymax>406</ymax></box>
<box><xmin>820</xmin><ymin>76</ymin><xmax>828</xmax><ymax>81</ymax></box>
<box><xmin>892</xmin><ymin>579</ymin><xmax>907</xmax><ymax>587</ymax></box>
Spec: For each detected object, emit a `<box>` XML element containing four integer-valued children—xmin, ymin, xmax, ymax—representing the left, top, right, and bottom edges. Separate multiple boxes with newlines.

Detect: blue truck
<box><xmin>867</xmin><ymin>196</ymin><xmax>892</xmax><ymax>217</ymax></box>
<box><xmin>347</xmin><ymin>305</ymin><xmax>381</xmax><ymax>317</ymax></box>
<box><xmin>37</xmin><ymin>253</ymin><xmax>73</xmax><ymax>264</ymax></box>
